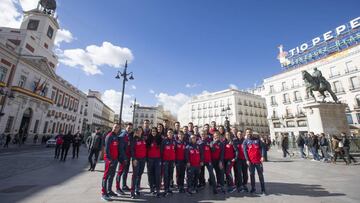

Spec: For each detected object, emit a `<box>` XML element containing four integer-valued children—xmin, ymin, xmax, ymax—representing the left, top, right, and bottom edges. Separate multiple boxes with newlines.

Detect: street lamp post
<box><xmin>115</xmin><ymin>61</ymin><xmax>134</xmax><ymax>126</ymax></box>
<box><xmin>222</xmin><ymin>104</ymin><xmax>231</xmax><ymax>132</ymax></box>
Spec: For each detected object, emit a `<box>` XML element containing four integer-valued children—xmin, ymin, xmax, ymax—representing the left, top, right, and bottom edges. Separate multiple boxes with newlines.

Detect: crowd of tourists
<box><xmin>53</xmin><ymin>131</ymin><xmax>83</xmax><ymax>161</ymax></box>
<box><xmin>279</xmin><ymin>132</ymin><xmax>357</xmax><ymax>165</ymax></box>
<box><xmin>98</xmin><ymin>120</ymin><xmax>268</xmax><ymax>201</ymax></box>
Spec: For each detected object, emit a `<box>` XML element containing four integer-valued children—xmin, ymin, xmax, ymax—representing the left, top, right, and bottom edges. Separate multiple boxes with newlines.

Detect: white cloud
<box><xmin>130</xmin><ymin>85</ymin><xmax>136</xmax><ymax>90</ymax></box>
<box><xmin>59</xmin><ymin>41</ymin><xmax>134</xmax><ymax>75</ymax></box>
<box><xmin>229</xmin><ymin>84</ymin><xmax>238</xmax><ymax>90</ymax></box>
<box><xmin>54</xmin><ymin>29</ymin><xmax>74</xmax><ymax>46</ymax></box>
<box><xmin>0</xmin><ymin>0</ymin><xmax>23</xmax><ymax>28</ymax></box>
<box><xmin>102</xmin><ymin>89</ymin><xmax>133</xmax><ymax>122</ymax></box>
<box><xmin>19</xmin><ymin>0</ymin><xmax>38</xmax><ymax>11</ymax></box>
<box><xmin>149</xmin><ymin>89</ymin><xmax>155</xmax><ymax>94</ymax></box>
<box><xmin>155</xmin><ymin>92</ymin><xmax>190</xmax><ymax>116</ymax></box>
<box><xmin>185</xmin><ymin>83</ymin><xmax>200</xmax><ymax>88</ymax></box>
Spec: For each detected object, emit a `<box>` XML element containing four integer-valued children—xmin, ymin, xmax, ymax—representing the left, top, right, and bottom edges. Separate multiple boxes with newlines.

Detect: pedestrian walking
<box><xmin>341</xmin><ymin>133</ymin><xmax>357</xmax><ymax>164</ymax></box>
<box><xmin>101</xmin><ymin>124</ymin><xmax>121</xmax><ymax>201</ymax></box>
<box><xmin>281</xmin><ymin>134</ymin><xmax>293</xmax><ymax>158</ymax></box>
<box><xmin>331</xmin><ymin>135</ymin><xmax>348</xmax><ymax>164</ymax></box>
<box><xmin>309</xmin><ymin>132</ymin><xmax>320</xmax><ymax>161</ymax></box>
<box><xmin>88</xmin><ymin>127</ymin><xmax>103</xmax><ymax>171</ymax></box>
<box><xmin>243</xmin><ymin>128</ymin><xmax>266</xmax><ymax>195</ymax></box>
<box><xmin>72</xmin><ymin>132</ymin><xmax>81</xmax><ymax>159</ymax></box>
<box><xmin>319</xmin><ymin>133</ymin><xmax>330</xmax><ymax>162</ymax></box>
<box><xmin>296</xmin><ymin>134</ymin><xmax>307</xmax><ymax>158</ymax></box>
<box><xmin>33</xmin><ymin>134</ymin><xmax>38</xmax><ymax>144</ymax></box>
<box><xmin>60</xmin><ymin>131</ymin><xmax>72</xmax><ymax>162</ymax></box>
<box><xmin>54</xmin><ymin>133</ymin><xmax>63</xmax><ymax>159</ymax></box>
<box><xmin>3</xmin><ymin>134</ymin><xmax>11</xmax><ymax>148</ymax></box>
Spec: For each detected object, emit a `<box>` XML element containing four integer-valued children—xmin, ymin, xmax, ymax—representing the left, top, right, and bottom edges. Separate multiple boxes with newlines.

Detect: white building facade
<box><xmin>133</xmin><ymin>106</ymin><xmax>164</xmax><ymax>128</ymax></box>
<box><xmin>0</xmin><ymin>4</ymin><xmax>87</xmax><ymax>140</ymax></box>
<box><xmin>260</xmin><ymin>17</ymin><xmax>360</xmax><ymax>139</ymax></box>
<box><xmin>179</xmin><ymin>89</ymin><xmax>269</xmax><ymax>134</ymax></box>
<box><xmin>85</xmin><ymin>90</ymin><xmax>115</xmax><ymax>132</ymax></box>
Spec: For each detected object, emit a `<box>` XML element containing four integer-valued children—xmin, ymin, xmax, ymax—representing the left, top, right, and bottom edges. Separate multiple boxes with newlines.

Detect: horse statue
<box><xmin>302</xmin><ymin>70</ymin><xmax>338</xmax><ymax>103</ymax></box>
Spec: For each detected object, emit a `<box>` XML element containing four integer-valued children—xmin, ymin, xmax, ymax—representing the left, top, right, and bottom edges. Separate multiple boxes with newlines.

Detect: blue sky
<box><xmin>1</xmin><ymin>0</ymin><xmax>360</xmax><ymax>119</ymax></box>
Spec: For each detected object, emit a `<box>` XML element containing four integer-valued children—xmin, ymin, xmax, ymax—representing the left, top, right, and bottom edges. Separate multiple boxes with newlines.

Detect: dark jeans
<box><xmin>72</xmin><ymin>143</ymin><xmax>80</xmax><ymax>158</ymax></box>
<box><xmin>203</xmin><ymin>162</ymin><xmax>217</xmax><ymax>191</ymax></box>
<box><xmin>102</xmin><ymin>159</ymin><xmax>118</xmax><ymax>195</ymax></box>
<box><xmin>147</xmin><ymin>158</ymin><xmax>161</xmax><ymax>192</ymax></box>
<box><xmin>175</xmin><ymin>160</ymin><xmax>186</xmax><ymax>189</ymax></box>
<box><xmin>224</xmin><ymin>159</ymin><xmax>235</xmax><ymax>187</ymax></box>
<box><xmin>299</xmin><ymin>146</ymin><xmax>306</xmax><ymax>158</ymax></box>
<box><xmin>282</xmin><ymin>147</ymin><xmax>291</xmax><ymax>158</ymax></box>
<box><xmin>343</xmin><ymin>147</ymin><xmax>356</xmax><ymax>163</ymax></box>
<box><xmin>187</xmin><ymin>166</ymin><xmax>200</xmax><ymax>191</ymax></box>
<box><xmin>116</xmin><ymin>159</ymin><xmax>130</xmax><ymax>189</ymax></box>
<box><xmin>249</xmin><ymin>163</ymin><xmax>265</xmax><ymax>192</ymax></box>
<box><xmin>88</xmin><ymin>148</ymin><xmax>100</xmax><ymax>169</ymax></box>
<box><xmin>131</xmin><ymin>159</ymin><xmax>145</xmax><ymax>194</ymax></box>
<box><xmin>163</xmin><ymin>160</ymin><xmax>174</xmax><ymax>192</ymax></box>
<box><xmin>234</xmin><ymin>159</ymin><xmax>245</xmax><ymax>188</ymax></box>
<box><xmin>60</xmin><ymin>144</ymin><xmax>70</xmax><ymax>161</ymax></box>
<box><xmin>333</xmin><ymin>150</ymin><xmax>347</xmax><ymax>163</ymax></box>
<box><xmin>320</xmin><ymin>146</ymin><xmax>329</xmax><ymax>161</ymax></box>
<box><xmin>212</xmin><ymin>160</ymin><xmax>224</xmax><ymax>189</ymax></box>
<box><xmin>54</xmin><ymin>144</ymin><xmax>61</xmax><ymax>158</ymax></box>
<box><xmin>311</xmin><ymin>147</ymin><xmax>320</xmax><ymax>161</ymax></box>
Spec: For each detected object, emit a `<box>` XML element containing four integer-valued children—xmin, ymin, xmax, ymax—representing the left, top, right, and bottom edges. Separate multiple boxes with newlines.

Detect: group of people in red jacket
<box><xmin>101</xmin><ymin>120</ymin><xmax>266</xmax><ymax>201</ymax></box>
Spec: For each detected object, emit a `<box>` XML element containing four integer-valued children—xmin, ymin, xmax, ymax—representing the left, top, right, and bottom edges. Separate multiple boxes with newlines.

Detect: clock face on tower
<box><xmin>47</xmin><ymin>26</ymin><xmax>54</xmax><ymax>39</ymax></box>
<box><xmin>27</xmin><ymin>20</ymin><xmax>39</xmax><ymax>31</ymax></box>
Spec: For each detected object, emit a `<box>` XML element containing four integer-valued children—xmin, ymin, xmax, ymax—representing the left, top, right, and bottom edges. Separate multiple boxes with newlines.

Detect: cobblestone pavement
<box><xmin>0</xmin><ymin>148</ymin><xmax>359</xmax><ymax>203</ymax></box>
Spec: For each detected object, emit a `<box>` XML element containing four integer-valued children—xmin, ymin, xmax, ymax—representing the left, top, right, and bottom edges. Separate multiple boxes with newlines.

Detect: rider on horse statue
<box><xmin>312</xmin><ymin>68</ymin><xmax>327</xmax><ymax>89</ymax></box>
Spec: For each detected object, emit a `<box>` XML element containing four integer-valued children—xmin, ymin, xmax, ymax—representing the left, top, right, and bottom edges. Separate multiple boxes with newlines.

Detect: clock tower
<box><xmin>19</xmin><ymin>0</ymin><xmax>59</xmax><ymax>70</ymax></box>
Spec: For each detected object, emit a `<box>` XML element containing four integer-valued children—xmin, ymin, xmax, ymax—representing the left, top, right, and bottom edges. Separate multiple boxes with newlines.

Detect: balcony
<box><xmin>345</xmin><ymin>67</ymin><xmax>358</xmax><ymax>74</ymax></box>
<box><xmin>334</xmin><ymin>89</ymin><xmax>346</xmax><ymax>95</ymax></box>
<box><xmin>271</xmin><ymin>115</ymin><xmax>279</xmax><ymax>120</ymax></box>
<box><xmin>296</xmin><ymin>112</ymin><xmax>306</xmax><ymax>118</ymax></box>
<box><xmin>349</xmin><ymin>86</ymin><xmax>360</xmax><ymax>92</ymax></box>
<box><xmin>293</xmin><ymin>98</ymin><xmax>303</xmax><ymax>103</ymax></box>
<box><xmin>271</xmin><ymin>102</ymin><xmax>278</xmax><ymax>107</ymax></box>
<box><xmin>354</xmin><ymin>104</ymin><xmax>360</xmax><ymax>110</ymax></box>
<box><xmin>283</xmin><ymin>100</ymin><xmax>291</xmax><ymax>105</ymax></box>
<box><xmin>283</xmin><ymin>114</ymin><xmax>294</xmax><ymax>119</ymax></box>
<box><xmin>329</xmin><ymin>73</ymin><xmax>341</xmax><ymax>79</ymax></box>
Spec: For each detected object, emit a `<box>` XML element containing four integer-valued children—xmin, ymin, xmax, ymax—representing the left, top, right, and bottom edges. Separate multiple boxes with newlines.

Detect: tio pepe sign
<box><xmin>278</xmin><ymin>17</ymin><xmax>360</xmax><ymax>68</ymax></box>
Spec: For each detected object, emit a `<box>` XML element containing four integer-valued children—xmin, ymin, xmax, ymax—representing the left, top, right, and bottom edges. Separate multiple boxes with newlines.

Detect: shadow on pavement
<box><xmin>107</xmin><ymin>181</ymin><xmax>345</xmax><ymax>203</ymax></box>
<box><xmin>0</xmin><ymin>146</ymin><xmax>90</xmax><ymax>203</ymax></box>
<box><xmin>267</xmin><ymin>182</ymin><xmax>346</xmax><ymax>197</ymax></box>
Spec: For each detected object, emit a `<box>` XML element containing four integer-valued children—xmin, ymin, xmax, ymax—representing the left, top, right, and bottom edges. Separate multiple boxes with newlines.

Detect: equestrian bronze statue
<box><xmin>302</xmin><ymin>68</ymin><xmax>338</xmax><ymax>103</ymax></box>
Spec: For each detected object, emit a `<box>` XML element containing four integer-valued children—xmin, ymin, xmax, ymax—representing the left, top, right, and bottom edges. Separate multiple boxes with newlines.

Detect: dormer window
<box><xmin>47</xmin><ymin>26</ymin><xmax>54</xmax><ymax>39</ymax></box>
<box><xmin>27</xmin><ymin>20</ymin><xmax>39</xmax><ymax>31</ymax></box>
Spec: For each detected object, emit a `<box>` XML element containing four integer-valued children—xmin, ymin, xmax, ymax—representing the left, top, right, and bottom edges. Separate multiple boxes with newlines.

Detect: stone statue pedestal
<box><xmin>303</xmin><ymin>102</ymin><xmax>350</xmax><ymax>135</ymax></box>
